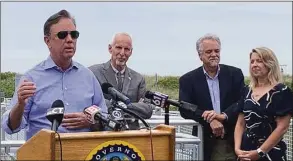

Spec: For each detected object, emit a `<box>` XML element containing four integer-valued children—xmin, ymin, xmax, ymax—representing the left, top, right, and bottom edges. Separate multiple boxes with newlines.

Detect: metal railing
<box><xmin>144</xmin><ymin>110</ymin><xmax>293</xmax><ymax>161</ymax></box>
<box><xmin>284</xmin><ymin>120</ymin><xmax>293</xmax><ymax>161</ymax></box>
<box><xmin>140</xmin><ymin>114</ymin><xmax>203</xmax><ymax>160</ymax></box>
<box><xmin>176</xmin><ymin>133</ymin><xmax>201</xmax><ymax>160</ymax></box>
<box><xmin>1</xmin><ymin>99</ymin><xmax>293</xmax><ymax>161</ymax></box>
<box><xmin>1</xmin><ymin>140</ymin><xmax>25</xmax><ymax>154</ymax></box>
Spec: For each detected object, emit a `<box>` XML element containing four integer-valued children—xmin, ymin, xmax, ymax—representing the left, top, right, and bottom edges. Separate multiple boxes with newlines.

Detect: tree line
<box><xmin>1</xmin><ymin>72</ymin><xmax>292</xmax><ymax>99</ymax></box>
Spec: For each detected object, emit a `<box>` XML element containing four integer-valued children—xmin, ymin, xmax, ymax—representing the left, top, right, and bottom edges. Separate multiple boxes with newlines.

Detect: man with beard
<box><xmin>178</xmin><ymin>33</ymin><xmax>245</xmax><ymax>161</ymax></box>
<box><xmin>89</xmin><ymin>32</ymin><xmax>153</xmax><ymax>130</ymax></box>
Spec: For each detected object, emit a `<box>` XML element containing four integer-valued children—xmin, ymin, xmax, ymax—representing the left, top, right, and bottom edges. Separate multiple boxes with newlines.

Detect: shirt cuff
<box><xmin>222</xmin><ymin>112</ymin><xmax>228</xmax><ymax>121</ymax></box>
<box><xmin>2</xmin><ymin>110</ymin><xmax>27</xmax><ymax>134</ymax></box>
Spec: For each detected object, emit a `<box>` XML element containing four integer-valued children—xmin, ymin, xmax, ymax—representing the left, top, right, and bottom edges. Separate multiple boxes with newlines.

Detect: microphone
<box><xmin>83</xmin><ymin>105</ymin><xmax>122</xmax><ymax>131</ymax></box>
<box><xmin>46</xmin><ymin>100</ymin><xmax>65</xmax><ymax>131</ymax></box>
<box><xmin>180</xmin><ymin>101</ymin><xmax>198</xmax><ymax>113</ymax></box>
<box><xmin>145</xmin><ymin>91</ymin><xmax>180</xmax><ymax>107</ymax></box>
<box><xmin>101</xmin><ymin>83</ymin><xmax>131</xmax><ymax>105</ymax></box>
<box><xmin>145</xmin><ymin>91</ymin><xmax>198</xmax><ymax>125</ymax></box>
<box><xmin>145</xmin><ymin>90</ymin><xmax>198</xmax><ymax>112</ymax></box>
<box><xmin>144</xmin><ymin>91</ymin><xmax>171</xmax><ymax>125</ymax></box>
<box><xmin>108</xmin><ymin>106</ymin><xmax>130</xmax><ymax>130</ymax></box>
<box><xmin>126</xmin><ymin>102</ymin><xmax>153</xmax><ymax>119</ymax></box>
<box><xmin>111</xmin><ymin>101</ymin><xmax>150</xmax><ymax>129</ymax></box>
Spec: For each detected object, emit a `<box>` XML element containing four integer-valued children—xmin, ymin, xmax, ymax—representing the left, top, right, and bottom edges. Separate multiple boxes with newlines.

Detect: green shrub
<box><xmin>0</xmin><ymin>72</ymin><xmax>16</xmax><ymax>98</ymax></box>
<box><xmin>0</xmin><ymin>72</ymin><xmax>16</xmax><ymax>80</ymax></box>
<box><xmin>244</xmin><ymin>75</ymin><xmax>292</xmax><ymax>89</ymax></box>
<box><xmin>157</xmin><ymin>76</ymin><xmax>179</xmax><ymax>90</ymax></box>
<box><xmin>244</xmin><ymin>77</ymin><xmax>250</xmax><ymax>85</ymax></box>
<box><xmin>145</xmin><ymin>74</ymin><xmax>292</xmax><ymax>111</ymax></box>
<box><xmin>1</xmin><ymin>72</ymin><xmax>292</xmax><ymax>105</ymax></box>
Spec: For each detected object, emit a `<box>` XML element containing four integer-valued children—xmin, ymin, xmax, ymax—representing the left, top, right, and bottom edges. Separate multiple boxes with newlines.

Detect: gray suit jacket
<box><xmin>88</xmin><ymin>60</ymin><xmax>146</xmax><ymax>102</ymax></box>
<box><xmin>89</xmin><ymin>60</ymin><xmax>152</xmax><ymax>130</ymax></box>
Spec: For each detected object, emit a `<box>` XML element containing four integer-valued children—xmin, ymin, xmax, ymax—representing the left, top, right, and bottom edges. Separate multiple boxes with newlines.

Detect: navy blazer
<box><xmin>179</xmin><ymin>64</ymin><xmax>245</xmax><ymax>161</ymax></box>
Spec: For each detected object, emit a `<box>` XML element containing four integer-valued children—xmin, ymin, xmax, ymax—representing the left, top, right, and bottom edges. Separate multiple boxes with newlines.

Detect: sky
<box><xmin>1</xmin><ymin>2</ymin><xmax>292</xmax><ymax>76</ymax></box>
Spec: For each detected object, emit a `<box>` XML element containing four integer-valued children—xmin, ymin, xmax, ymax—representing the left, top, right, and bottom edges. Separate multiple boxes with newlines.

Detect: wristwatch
<box><xmin>257</xmin><ymin>148</ymin><xmax>266</xmax><ymax>158</ymax></box>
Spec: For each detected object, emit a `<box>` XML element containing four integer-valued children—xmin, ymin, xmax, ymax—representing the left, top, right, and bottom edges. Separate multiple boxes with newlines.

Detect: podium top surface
<box><xmin>54</xmin><ymin>128</ymin><xmax>173</xmax><ymax>140</ymax></box>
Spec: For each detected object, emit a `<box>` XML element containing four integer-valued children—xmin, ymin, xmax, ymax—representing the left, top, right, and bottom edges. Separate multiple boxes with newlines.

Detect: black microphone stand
<box><xmin>164</xmin><ymin>103</ymin><xmax>170</xmax><ymax>125</ymax></box>
<box><xmin>51</xmin><ymin>119</ymin><xmax>59</xmax><ymax>131</ymax></box>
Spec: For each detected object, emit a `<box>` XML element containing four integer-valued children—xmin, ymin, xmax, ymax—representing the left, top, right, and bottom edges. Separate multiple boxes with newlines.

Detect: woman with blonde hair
<box><xmin>234</xmin><ymin>47</ymin><xmax>293</xmax><ymax>161</ymax></box>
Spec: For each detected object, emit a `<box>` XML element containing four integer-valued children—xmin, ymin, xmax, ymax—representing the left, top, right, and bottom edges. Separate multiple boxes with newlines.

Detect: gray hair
<box><xmin>44</xmin><ymin>9</ymin><xmax>76</xmax><ymax>36</ymax></box>
<box><xmin>196</xmin><ymin>33</ymin><xmax>221</xmax><ymax>55</ymax></box>
<box><xmin>110</xmin><ymin>32</ymin><xmax>132</xmax><ymax>45</ymax></box>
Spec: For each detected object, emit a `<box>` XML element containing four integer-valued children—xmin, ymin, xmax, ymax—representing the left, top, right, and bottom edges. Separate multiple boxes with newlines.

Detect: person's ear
<box><xmin>108</xmin><ymin>44</ymin><xmax>112</xmax><ymax>54</ymax></box>
<box><xmin>44</xmin><ymin>36</ymin><xmax>51</xmax><ymax>49</ymax></box>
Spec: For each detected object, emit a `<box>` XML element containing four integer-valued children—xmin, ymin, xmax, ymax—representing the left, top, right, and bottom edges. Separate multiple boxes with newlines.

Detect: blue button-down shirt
<box><xmin>2</xmin><ymin>56</ymin><xmax>108</xmax><ymax>140</ymax></box>
<box><xmin>203</xmin><ymin>66</ymin><xmax>221</xmax><ymax>114</ymax></box>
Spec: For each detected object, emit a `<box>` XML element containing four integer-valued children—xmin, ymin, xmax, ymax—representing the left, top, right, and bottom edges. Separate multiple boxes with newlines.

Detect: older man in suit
<box><xmin>179</xmin><ymin>33</ymin><xmax>245</xmax><ymax>161</ymax></box>
<box><xmin>89</xmin><ymin>32</ymin><xmax>152</xmax><ymax>130</ymax></box>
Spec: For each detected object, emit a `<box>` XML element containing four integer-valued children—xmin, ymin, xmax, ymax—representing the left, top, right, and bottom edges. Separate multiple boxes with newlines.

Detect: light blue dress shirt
<box><xmin>203</xmin><ymin>66</ymin><xmax>221</xmax><ymax>114</ymax></box>
<box><xmin>1</xmin><ymin>56</ymin><xmax>108</xmax><ymax>140</ymax></box>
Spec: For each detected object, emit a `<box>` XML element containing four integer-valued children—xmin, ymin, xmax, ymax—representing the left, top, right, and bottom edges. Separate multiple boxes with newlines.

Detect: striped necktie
<box><xmin>117</xmin><ymin>72</ymin><xmax>123</xmax><ymax>92</ymax></box>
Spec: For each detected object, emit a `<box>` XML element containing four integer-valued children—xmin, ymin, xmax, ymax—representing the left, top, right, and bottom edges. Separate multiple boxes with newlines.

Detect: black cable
<box><xmin>111</xmin><ymin>101</ymin><xmax>155</xmax><ymax>160</ymax></box>
<box><xmin>55</xmin><ymin>132</ymin><xmax>62</xmax><ymax>161</ymax></box>
<box><xmin>117</xmin><ymin>103</ymin><xmax>154</xmax><ymax>161</ymax></box>
<box><xmin>148</xmin><ymin>126</ymin><xmax>154</xmax><ymax>161</ymax></box>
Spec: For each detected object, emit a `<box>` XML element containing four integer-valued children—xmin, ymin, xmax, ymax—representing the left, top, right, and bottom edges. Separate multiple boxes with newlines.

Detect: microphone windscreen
<box><xmin>144</xmin><ymin>91</ymin><xmax>153</xmax><ymax>99</ymax></box>
<box><xmin>51</xmin><ymin>99</ymin><xmax>64</xmax><ymax>108</ymax></box>
<box><xmin>83</xmin><ymin>105</ymin><xmax>100</xmax><ymax>124</ymax></box>
<box><xmin>46</xmin><ymin>100</ymin><xmax>65</xmax><ymax>125</ymax></box>
<box><xmin>101</xmin><ymin>83</ymin><xmax>113</xmax><ymax>94</ymax></box>
<box><xmin>128</xmin><ymin>102</ymin><xmax>153</xmax><ymax>119</ymax></box>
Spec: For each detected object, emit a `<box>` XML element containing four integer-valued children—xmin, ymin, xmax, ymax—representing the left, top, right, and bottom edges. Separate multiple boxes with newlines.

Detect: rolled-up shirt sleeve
<box><xmin>2</xmin><ymin>93</ymin><xmax>32</xmax><ymax>134</ymax></box>
<box><xmin>1</xmin><ymin>76</ymin><xmax>32</xmax><ymax>134</ymax></box>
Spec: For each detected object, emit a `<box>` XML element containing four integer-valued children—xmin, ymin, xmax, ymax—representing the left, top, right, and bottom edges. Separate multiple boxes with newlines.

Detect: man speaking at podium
<box><xmin>1</xmin><ymin>9</ymin><xmax>107</xmax><ymax>141</ymax></box>
<box><xmin>89</xmin><ymin>32</ymin><xmax>153</xmax><ymax>130</ymax></box>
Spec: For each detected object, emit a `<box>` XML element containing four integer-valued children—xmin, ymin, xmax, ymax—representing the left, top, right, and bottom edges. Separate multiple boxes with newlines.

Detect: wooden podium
<box><xmin>16</xmin><ymin>124</ymin><xmax>176</xmax><ymax>160</ymax></box>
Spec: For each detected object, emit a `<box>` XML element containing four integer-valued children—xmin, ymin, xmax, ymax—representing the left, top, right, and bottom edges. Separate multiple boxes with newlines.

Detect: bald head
<box><xmin>108</xmin><ymin>32</ymin><xmax>133</xmax><ymax>71</ymax></box>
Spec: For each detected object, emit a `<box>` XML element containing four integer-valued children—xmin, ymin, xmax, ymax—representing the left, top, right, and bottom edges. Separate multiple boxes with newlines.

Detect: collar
<box><xmin>203</xmin><ymin>65</ymin><xmax>220</xmax><ymax>79</ymax></box>
<box><xmin>110</xmin><ymin>61</ymin><xmax>126</xmax><ymax>74</ymax></box>
<box><xmin>43</xmin><ymin>56</ymin><xmax>79</xmax><ymax>70</ymax></box>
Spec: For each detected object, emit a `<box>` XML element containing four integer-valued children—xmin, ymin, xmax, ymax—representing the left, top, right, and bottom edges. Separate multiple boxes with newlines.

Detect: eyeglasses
<box><xmin>56</xmin><ymin>30</ymin><xmax>80</xmax><ymax>39</ymax></box>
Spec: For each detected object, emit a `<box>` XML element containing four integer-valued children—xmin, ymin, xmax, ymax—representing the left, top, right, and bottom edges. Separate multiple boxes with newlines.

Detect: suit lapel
<box><xmin>218</xmin><ymin>65</ymin><xmax>227</xmax><ymax>109</ymax></box>
<box><xmin>122</xmin><ymin>67</ymin><xmax>131</xmax><ymax>95</ymax></box>
<box><xmin>198</xmin><ymin>67</ymin><xmax>214</xmax><ymax>110</ymax></box>
<box><xmin>102</xmin><ymin>61</ymin><xmax>118</xmax><ymax>89</ymax></box>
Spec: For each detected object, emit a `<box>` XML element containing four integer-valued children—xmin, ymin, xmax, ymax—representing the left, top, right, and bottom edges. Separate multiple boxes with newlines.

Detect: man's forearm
<box><xmin>214</xmin><ymin>113</ymin><xmax>228</xmax><ymax>123</ymax></box>
<box><xmin>180</xmin><ymin>108</ymin><xmax>210</xmax><ymax>128</ymax></box>
<box><xmin>8</xmin><ymin>103</ymin><xmax>25</xmax><ymax>131</ymax></box>
<box><xmin>221</xmin><ymin>101</ymin><xmax>240</xmax><ymax>123</ymax></box>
